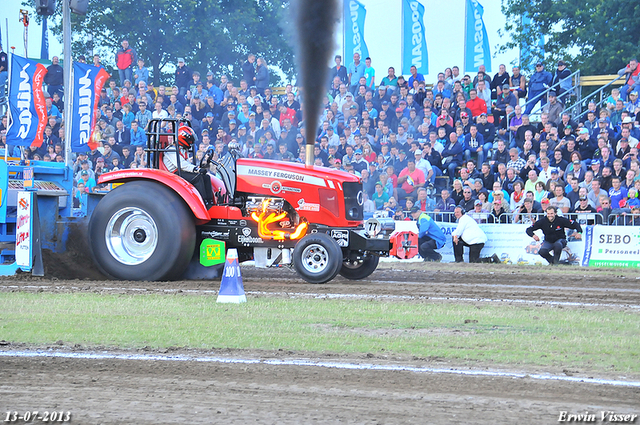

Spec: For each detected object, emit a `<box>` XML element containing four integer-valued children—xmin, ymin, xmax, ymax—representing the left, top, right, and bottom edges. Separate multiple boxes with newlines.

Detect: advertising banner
<box><xmin>465</xmin><ymin>0</ymin><xmax>491</xmax><ymax>73</ymax></box>
<box><xmin>438</xmin><ymin>223</ymin><xmax>584</xmax><ymax>264</ymax></box>
<box><xmin>15</xmin><ymin>191</ymin><xmax>33</xmax><ymax>268</ymax></box>
<box><xmin>344</xmin><ymin>0</ymin><xmax>369</xmax><ymax>61</ymax></box>
<box><xmin>70</xmin><ymin>62</ymin><xmax>110</xmax><ymax>152</ymax></box>
<box><xmin>402</xmin><ymin>0</ymin><xmax>428</xmax><ymax>75</ymax></box>
<box><xmin>6</xmin><ymin>55</ymin><xmax>48</xmax><ymax>147</ymax></box>
<box><xmin>394</xmin><ymin>221</ymin><xmax>586</xmax><ymax>264</ymax></box>
<box><xmin>582</xmin><ymin>225</ymin><xmax>640</xmax><ymax>268</ymax></box>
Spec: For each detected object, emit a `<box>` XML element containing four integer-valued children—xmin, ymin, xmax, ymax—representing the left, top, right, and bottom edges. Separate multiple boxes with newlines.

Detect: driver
<box><xmin>163</xmin><ymin>124</ymin><xmax>214</xmax><ymax>208</ymax></box>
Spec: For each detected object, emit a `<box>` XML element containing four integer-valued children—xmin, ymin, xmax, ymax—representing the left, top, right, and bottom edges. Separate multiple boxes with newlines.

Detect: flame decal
<box><xmin>250</xmin><ymin>200</ymin><xmax>308</xmax><ymax>241</ymax></box>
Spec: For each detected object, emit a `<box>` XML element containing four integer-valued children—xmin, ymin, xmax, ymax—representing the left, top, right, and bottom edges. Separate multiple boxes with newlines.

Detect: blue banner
<box><xmin>6</xmin><ymin>55</ymin><xmax>48</xmax><ymax>147</ymax></box>
<box><xmin>344</xmin><ymin>0</ymin><xmax>369</xmax><ymax>61</ymax></box>
<box><xmin>402</xmin><ymin>0</ymin><xmax>428</xmax><ymax>75</ymax></box>
<box><xmin>581</xmin><ymin>225</ymin><xmax>593</xmax><ymax>267</ymax></box>
<box><xmin>70</xmin><ymin>62</ymin><xmax>110</xmax><ymax>152</ymax></box>
<box><xmin>465</xmin><ymin>0</ymin><xmax>491</xmax><ymax>73</ymax></box>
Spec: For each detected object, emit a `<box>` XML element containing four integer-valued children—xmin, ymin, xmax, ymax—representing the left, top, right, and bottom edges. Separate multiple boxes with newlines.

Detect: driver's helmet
<box><xmin>177</xmin><ymin>125</ymin><xmax>196</xmax><ymax>149</ymax></box>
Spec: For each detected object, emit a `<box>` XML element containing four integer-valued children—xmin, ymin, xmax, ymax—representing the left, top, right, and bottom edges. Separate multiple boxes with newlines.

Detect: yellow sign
<box><xmin>23</xmin><ymin>167</ymin><xmax>34</xmax><ymax>189</ymax></box>
<box><xmin>200</xmin><ymin>238</ymin><xmax>225</xmax><ymax>266</ymax></box>
<box><xmin>206</xmin><ymin>245</ymin><xmax>221</xmax><ymax>259</ymax></box>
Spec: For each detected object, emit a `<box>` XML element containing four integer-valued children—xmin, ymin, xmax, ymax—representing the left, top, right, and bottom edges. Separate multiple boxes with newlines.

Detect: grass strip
<box><xmin>0</xmin><ymin>293</ymin><xmax>638</xmax><ymax>374</ymax></box>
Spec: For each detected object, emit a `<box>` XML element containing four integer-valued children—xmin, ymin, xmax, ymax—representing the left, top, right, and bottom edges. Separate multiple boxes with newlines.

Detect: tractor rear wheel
<box><xmin>89</xmin><ymin>181</ymin><xmax>196</xmax><ymax>281</ymax></box>
<box><xmin>292</xmin><ymin>233</ymin><xmax>342</xmax><ymax>284</ymax></box>
<box><xmin>338</xmin><ymin>254</ymin><xmax>379</xmax><ymax>280</ymax></box>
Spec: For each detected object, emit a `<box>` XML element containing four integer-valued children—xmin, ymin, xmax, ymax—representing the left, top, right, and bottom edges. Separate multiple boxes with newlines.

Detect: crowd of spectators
<box><xmin>325</xmin><ymin>56</ymin><xmax>640</xmax><ymax>226</ymax></box>
<box><xmin>1</xmin><ymin>41</ymin><xmax>640</xmax><ymax>223</ymax></box>
<box><xmin>317</xmin><ymin>55</ymin><xmax>640</xmax><ymax>226</ymax></box>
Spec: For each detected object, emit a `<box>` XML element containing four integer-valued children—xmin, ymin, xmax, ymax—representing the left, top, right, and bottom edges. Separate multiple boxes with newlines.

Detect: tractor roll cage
<box><xmin>144</xmin><ymin>117</ymin><xmax>239</xmax><ymax>203</ymax></box>
<box><xmin>145</xmin><ymin>118</ymin><xmax>195</xmax><ymax>178</ymax></box>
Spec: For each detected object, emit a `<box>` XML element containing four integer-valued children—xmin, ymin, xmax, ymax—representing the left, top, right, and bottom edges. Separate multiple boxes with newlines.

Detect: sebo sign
<box><xmin>599</xmin><ymin>234</ymin><xmax>632</xmax><ymax>244</ymax></box>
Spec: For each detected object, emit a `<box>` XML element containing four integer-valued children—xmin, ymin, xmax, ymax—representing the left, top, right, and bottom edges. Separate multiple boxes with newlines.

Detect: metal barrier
<box><xmin>427</xmin><ymin>210</ymin><xmax>542</xmax><ymax>225</ymax></box>
<box><xmin>504</xmin><ymin>72</ymin><xmax>625</xmax><ymax>145</ymax></box>
<box><xmin>607</xmin><ymin>212</ymin><xmax>640</xmax><ymax>226</ymax></box>
<box><xmin>420</xmin><ymin>211</ymin><xmax>515</xmax><ymax>223</ymax></box>
<box><xmin>564</xmin><ymin>74</ymin><xmax>625</xmax><ymax>123</ymax></box>
<box><xmin>406</xmin><ymin>210</ymin><xmax>607</xmax><ymax>226</ymax></box>
<box><xmin>384</xmin><ymin>208</ymin><xmax>640</xmax><ymax>230</ymax></box>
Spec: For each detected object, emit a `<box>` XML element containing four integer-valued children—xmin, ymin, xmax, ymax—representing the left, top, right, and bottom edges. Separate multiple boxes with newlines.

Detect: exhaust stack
<box><xmin>292</xmin><ymin>0</ymin><xmax>338</xmax><ymax>167</ymax></box>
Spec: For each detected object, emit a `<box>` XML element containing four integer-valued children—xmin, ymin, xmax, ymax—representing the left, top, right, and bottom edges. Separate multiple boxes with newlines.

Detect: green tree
<box><xmin>42</xmin><ymin>0</ymin><xmax>295</xmax><ymax>85</ymax></box>
<box><xmin>499</xmin><ymin>0</ymin><xmax>640</xmax><ymax>75</ymax></box>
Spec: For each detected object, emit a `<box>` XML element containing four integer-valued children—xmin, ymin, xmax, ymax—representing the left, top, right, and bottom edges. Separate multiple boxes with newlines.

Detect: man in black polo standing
<box><xmin>525</xmin><ymin>205</ymin><xmax>582</xmax><ymax>265</ymax></box>
<box><xmin>44</xmin><ymin>56</ymin><xmax>64</xmax><ymax>99</ymax></box>
<box><xmin>175</xmin><ymin>58</ymin><xmax>192</xmax><ymax>97</ymax></box>
<box><xmin>242</xmin><ymin>53</ymin><xmax>256</xmax><ymax>86</ymax></box>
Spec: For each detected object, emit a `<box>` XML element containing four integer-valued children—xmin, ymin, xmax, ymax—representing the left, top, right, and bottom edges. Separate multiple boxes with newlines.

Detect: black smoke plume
<box><xmin>291</xmin><ymin>0</ymin><xmax>338</xmax><ymax>163</ymax></box>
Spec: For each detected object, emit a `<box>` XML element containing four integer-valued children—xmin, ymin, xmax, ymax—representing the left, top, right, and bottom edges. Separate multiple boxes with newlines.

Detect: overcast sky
<box><xmin>5</xmin><ymin>0</ymin><xmax>57</xmax><ymax>60</ymax></box>
<box><xmin>333</xmin><ymin>0</ymin><xmax>521</xmax><ymax>81</ymax></box>
<box><xmin>5</xmin><ymin>0</ymin><xmax>520</xmax><ymax>82</ymax></box>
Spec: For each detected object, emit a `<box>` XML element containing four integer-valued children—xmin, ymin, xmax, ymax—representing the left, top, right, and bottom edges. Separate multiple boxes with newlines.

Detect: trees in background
<box><xmin>46</xmin><ymin>0</ymin><xmax>295</xmax><ymax>85</ymax></box>
<box><xmin>499</xmin><ymin>0</ymin><xmax>640</xmax><ymax>75</ymax></box>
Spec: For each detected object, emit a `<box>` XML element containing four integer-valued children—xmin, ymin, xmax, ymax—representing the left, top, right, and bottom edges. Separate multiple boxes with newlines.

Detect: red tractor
<box><xmin>88</xmin><ymin>119</ymin><xmax>414</xmax><ymax>283</ymax></box>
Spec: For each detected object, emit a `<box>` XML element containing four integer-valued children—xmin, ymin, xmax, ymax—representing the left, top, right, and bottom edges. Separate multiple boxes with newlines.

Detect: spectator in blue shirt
<box><xmin>464</xmin><ymin>125</ymin><xmax>489</xmax><ymax>165</ymax></box>
<box><xmin>133</xmin><ymin>59</ymin><xmax>149</xmax><ymax>86</ymax></box>
<box><xmin>407</xmin><ymin>65</ymin><xmax>425</xmax><ymax>88</ymax></box>
<box><xmin>46</xmin><ymin>98</ymin><xmax>62</xmax><ymax>125</ymax></box>
<box><xmin>78</xmin><ymin>170</ymin><xmax>97</xmax><ymax>192</ymax></box>
<box><xmin>525</xmin><ymin>62</ymin><xmax>552</xmax><ymax>115</ymax></box>
<box><xmin>433</xmin><ymin>81</ymin><xmax>451</xmax><ymax>99</ymax></box>
<box><xmin>348</xmin><ymin>53</ymin><xmax>366</xmax><ymax>94</ymax></box>
<box><xmin>207</xmin><ymin>81</ymin><xmax>224</xmax><ymax>105</ymax></box>
<box><xmin>609</xmin><ymin>176</ymin><xmax>628</xmax><ymax>208</ymax></box>
<box><xmin>129</xmin><ymin>121</ymin><xmax>146</xmax><ymax>146</ymax></box>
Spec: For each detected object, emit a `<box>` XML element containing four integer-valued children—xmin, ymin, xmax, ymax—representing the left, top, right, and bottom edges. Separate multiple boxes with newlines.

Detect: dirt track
<box><xmin>3</xmin><ymin>354</ymin><xmax>638</xmax><ymax>425</ymax></box>
<box><xmin>1</xmin><ymin>263</ymin><xmax>639</xmax><ymax>424</ymax></box>
<box><xmin>5</xmin><ymin>262</ymin><xmax>640</xmax><ymax>308</ymax></box>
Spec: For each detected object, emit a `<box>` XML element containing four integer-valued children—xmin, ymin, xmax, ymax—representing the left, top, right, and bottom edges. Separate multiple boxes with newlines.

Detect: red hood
<box><xmin>235</xmin><ymin>158</ymin><xmax>363</xmax><ymax>227</ymax></box>
<box><xmin>236</xmin><ymin>158</ymin><xmax>360</xmax><ymax>183</ymax></box>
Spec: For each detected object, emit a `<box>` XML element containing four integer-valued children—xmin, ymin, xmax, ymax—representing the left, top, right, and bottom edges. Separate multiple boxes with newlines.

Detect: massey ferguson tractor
<box><xmin>85</xmin><ymin>118</ymin><xmax>416</xmax><ymax>284</ymax></box>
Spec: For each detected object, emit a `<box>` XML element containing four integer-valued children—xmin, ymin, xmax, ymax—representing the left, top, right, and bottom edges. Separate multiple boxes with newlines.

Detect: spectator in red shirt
<box><xmin>466</xmin><ymin>88</ymin><xmax>487</xmax><ymax>119</ymax></box>
<box><xmin>618</xmin><ymin>58</ymin><xmax>640</xmax><ymax>101</ymax></box>
<box><xmin>278</xmin><ymin>103</ymin><xmax>297</xmax><ymax>127</ymax></box>
<box><xmin>396</xmin><ymin>158</ymin><xmax>425</xmax><ymax>201</ymax></box>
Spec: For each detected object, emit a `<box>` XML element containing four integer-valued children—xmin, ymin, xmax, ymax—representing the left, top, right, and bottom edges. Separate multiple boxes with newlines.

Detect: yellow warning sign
<box><xmin>206</xmin><ymin>245</ymin><xmax>221</xmax><ymax>259</ymax></box>
<box><xmin>200</xmin><ymin>238</ymin><xmax>225</xmax><ymax>266</ymax></box>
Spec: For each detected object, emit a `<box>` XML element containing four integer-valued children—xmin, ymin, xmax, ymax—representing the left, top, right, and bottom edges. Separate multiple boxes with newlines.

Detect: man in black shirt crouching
<box><xmin>525</xmin><ymin>206</ymin><xmax>582</xmax><ymax>265</ymax></box>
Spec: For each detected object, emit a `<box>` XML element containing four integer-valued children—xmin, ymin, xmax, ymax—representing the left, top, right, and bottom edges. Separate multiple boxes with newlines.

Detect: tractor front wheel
<box><xmin>89</xmin><ymin>181</ymin><xmax>196</xmax><ymax>281</ymax></box>
<box><xmin>292</xmin><ymin>233</ymin><xmax>342</xmax><ymax>284</ymax></box>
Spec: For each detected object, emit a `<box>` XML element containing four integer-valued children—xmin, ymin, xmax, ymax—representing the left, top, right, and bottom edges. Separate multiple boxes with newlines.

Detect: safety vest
<box><xmin>418</xmin><ymin>212</ymin><xmax>430</xmax><ymax>223</ymax></box>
